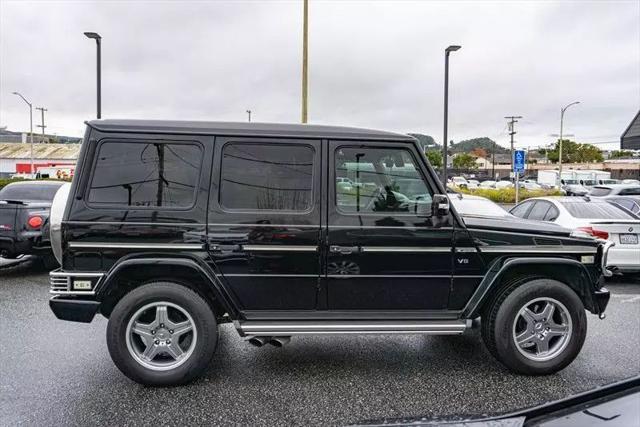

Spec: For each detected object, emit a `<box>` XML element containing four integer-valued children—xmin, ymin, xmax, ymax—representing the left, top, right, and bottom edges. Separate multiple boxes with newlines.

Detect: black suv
<box><xmin>49</xmin><ymin>120</ymin><xmax>612</xmax><ymax>386</ymax></box>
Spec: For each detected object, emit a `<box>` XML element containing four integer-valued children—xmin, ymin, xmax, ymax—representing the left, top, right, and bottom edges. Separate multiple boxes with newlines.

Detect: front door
<box><xmin>325</xmin><ymin>141</ymin><xmax>454</xmax><ymax>311</ymax></box>
<box><xmin>206</xmin><ymin>137</ymin><xmax>322</xmax><ymax>313</ymax></box>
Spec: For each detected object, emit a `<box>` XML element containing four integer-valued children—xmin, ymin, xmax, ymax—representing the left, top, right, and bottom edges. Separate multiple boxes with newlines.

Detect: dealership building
<box><xmin>0</xmin><ymin>142</ymin><xmax>80</xmax><ymax>178</ymax></box>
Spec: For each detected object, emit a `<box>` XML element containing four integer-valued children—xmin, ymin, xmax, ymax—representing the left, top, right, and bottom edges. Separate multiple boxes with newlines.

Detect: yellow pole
<box><xmin>301</xmin><ymin>0</ymin><xmax>308</xmax><ymax>123</ymax></box>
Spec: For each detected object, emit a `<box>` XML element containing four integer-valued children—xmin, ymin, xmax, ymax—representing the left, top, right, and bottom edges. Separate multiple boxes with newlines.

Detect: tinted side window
<box><xmin>510</xmin><ymin>201</ymin><xmax>533</xmax><ymax>218</ymax></box>
<box><xmin>220</xmin><ymin>143</ymin><xmax>314</xmax><ymax>211</ymax></box>
<box><xmin>88</xmin><ymin>141</ymin><xmax>202</xmax><ymax>208</ymax></box>
<box><xmin>334</xmin><ymin>147</ymin><xmax>432</xmax><ymax>214</ymax></box>
<box><xmin>528</xmin><ymin>201</ymin><xmax>551</xmax><ymax>221</ymax></box>
<box><xmin>543</xmin><ymin>205</ymin><xmax>560</xmax><ymax>221</ymax></box>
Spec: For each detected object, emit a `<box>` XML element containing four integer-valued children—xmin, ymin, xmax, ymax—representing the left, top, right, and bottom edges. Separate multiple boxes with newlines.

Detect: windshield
<box><xmin>563</xmin><ymin>179</ymin><xmax>579</xmax><ymax>185</ymax></box>
<box><xmin>0</xmin><ymin>182</ymin><xmax>63</xmax><ymax>201</ymax></box>
<box><xmin>560</xmin><ymin>201</ymin><xmax>635</xmax><ymax>219</ymax></box>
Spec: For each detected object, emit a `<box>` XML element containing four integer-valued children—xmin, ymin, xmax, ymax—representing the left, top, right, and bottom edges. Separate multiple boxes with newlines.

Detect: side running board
<box><xmin>237</xmin><ymin>319</ymin><xmax>470</xmax><ymax>336</ymax></box>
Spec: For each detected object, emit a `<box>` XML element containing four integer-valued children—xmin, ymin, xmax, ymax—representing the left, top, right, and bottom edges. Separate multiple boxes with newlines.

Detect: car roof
<box><xmin>87</xmin><ymin>119</ymin><xmax>415</xmax><ymax>142</ymax></box>
<box><xmin>4</xmin><ymin>180</ymin><xmax>64</xmax><ymax>186</ymax></box>
<box><xmin>526</xmin><ymin>196</ymin><xmax>611</xmax><ymax>204</ymax></box>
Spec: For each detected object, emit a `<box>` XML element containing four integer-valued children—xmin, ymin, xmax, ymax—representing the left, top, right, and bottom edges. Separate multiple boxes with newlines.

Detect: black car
<box><xmin>0</xmin><ymin>180</ymin><xmax>65</xmax><ymax>268</ymax></box>
<box><xmin>49</xmin><ymin>120</ymin><xmax>612</xmax><ymax>386</ymax></box>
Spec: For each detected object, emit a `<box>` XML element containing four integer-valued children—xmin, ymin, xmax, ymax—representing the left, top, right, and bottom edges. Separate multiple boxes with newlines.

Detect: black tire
<box><xmin>106</xmin><ymin>282</ymin><xmax>218</xmax><ymax>386</ymax></box>
<box><xmin>481</xmin><ymin>278</ymin><xmax>587</xmax><ymax>375</ymax></box>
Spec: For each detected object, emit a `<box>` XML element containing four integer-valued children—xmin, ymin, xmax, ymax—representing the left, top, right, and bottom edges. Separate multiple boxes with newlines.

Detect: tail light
<box><xmin>27</xmin><ymin>215</ymin><xmax>44</xmax><ymax>229</ymax></box>
<box><xmin>575</xmin><ymin>226</ymin><xmax>609</xmax><ymax>240</ymax></box>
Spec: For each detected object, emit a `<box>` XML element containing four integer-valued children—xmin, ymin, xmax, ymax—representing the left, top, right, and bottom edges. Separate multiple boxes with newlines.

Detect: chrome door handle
<box><xmin>330</xmin><ymin>245</ymin><xmax>360</xmax><ymax>255</ymax></box>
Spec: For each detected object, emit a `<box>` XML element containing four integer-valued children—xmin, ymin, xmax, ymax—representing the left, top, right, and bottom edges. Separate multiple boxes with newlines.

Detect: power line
<box><xmin>35</xmin><ymin>107</ymin><xmax>47</xmax><ymax>137</ymax></box>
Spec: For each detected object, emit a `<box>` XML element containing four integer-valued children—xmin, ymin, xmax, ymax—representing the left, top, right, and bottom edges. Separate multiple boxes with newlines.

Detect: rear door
<box><xmin>325</xmin><ymin>140</ymin><xmax>454</xmax><ymax>311</ymax></box>
<box><xmin>206</xmin><ymin>137</ymin><xmax>322</xmax><ymax>313</ymax></box>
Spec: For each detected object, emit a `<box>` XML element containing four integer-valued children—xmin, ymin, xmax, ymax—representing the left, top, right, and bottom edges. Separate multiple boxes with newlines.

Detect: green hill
<box><xmin>450</xmin><ymin>137</ymin><xmax>507</xmax><ymax>154</ymax></box>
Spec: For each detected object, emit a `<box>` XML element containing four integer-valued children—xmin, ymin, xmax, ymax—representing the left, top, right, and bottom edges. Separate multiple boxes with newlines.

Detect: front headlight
<box><xmin>50</xmin><ymin>183</ymin><xmax>71</xmax><ymax>266</ymax></box>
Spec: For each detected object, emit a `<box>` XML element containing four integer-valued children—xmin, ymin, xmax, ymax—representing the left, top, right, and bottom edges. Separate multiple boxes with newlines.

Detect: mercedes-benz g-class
<box><xmin>49</xmin><ymin>120</ymin><xmax>611</xmax><ymax>386</ymax></box>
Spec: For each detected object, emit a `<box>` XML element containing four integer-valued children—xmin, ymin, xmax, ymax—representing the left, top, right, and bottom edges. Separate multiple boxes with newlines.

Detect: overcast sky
<box><xmin>1</xmin><ymin>0</ymin><xmax>638</xmax><ymax>150</ymax></box>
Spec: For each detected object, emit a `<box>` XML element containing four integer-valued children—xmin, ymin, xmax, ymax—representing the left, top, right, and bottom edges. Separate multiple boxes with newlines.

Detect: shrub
<box><xmin>456</xmin><ymin>186</ymin><xmax>563</xmax><ymax>203</ymax></box>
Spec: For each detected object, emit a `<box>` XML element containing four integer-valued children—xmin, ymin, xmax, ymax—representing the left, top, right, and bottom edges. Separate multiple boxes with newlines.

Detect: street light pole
<box><xmin>442</xmin><ymin>45</ymin><xmax>461</xmax><ymax>185</ymax></box>
<box><xmin>301</xmin><ymin>0</ymin><xmax>309</xmax><ymax>123</ymax></box>
<box><xmin>84</xmin><ymin>32</ymin><xmax>102</xmax><ymax>119</ymax></box>
<box><xmin>12</xmin><ymin>92</ymin><xmax>34</xmax><ymax>175</ymax></box>
<box><xmin>246</xmin><ymin>110</ymin><xmax>252</xmax><ymax>122</ymax></box>
<box><xmin>558</xmin><ymin>101</ymin><xmax>580</xmax><ymax>186</ymax></box>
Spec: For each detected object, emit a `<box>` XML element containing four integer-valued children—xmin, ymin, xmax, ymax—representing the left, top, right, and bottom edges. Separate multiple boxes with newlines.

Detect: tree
<box><xmin>424</xmin><ymin>150</ymin><xmax>442</xmax><ymax>168</ymax></box>
<box><xmin>609</xmin><ymin>150</ymin><xmax>634</xmax><ymax>159</ymax></box>
<box><xmin>545</xmin><ymin>139</ymin><xmax>603</xmax><ymax>163</ymax></box>
<box><xmin>449</xmin><ymin>137</ymin><xmax>506</xmax><ymax>154</ymax></box>
<box><xmin>408</xmin><ymin>133</ymin><xmax>439</xmax><ymax>153</ymax></box>
<box><xmin>453</xmin><ymin>153</ymin><xmax>478</xmax><ymax>169</ymax></box>
<box><xmin>471</xmin><ymin>147</ymin><xmax>487</xmax><ymax>158</ymax></box>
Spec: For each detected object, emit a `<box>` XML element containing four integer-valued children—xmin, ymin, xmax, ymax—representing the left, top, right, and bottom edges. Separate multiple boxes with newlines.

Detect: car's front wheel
<box><xmin>482</xmin><ymin>278</ymin><xmax>587</xmax><ymax>375</ymax></box>
<box><xmin>106</xmin><ymin>282</ymin><xmax>218</xmax><ymax>386</ymax></box>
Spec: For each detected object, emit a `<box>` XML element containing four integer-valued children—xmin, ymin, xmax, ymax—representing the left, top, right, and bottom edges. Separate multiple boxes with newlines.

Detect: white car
<box><xmin>589</xmin><ymin>184</ymin><xmax>640</xmax><ymax>197</ymax></box>
<box><xmin>495</xmin><ymin>180</ymin><xmax>514</xmax><ymax>189</ymax></box>
<box><xmin>451</xmin><ymin>176</ymin><xmax>469</xmax><ymax>188</ymax></box>
<box><xmin>479</xmin><ymin>180</ymin><xmax>496</xmax><ymax>189</ymax></box>
<box><xmin>519</xmin><ymin>181</ymin><xmax>542</xmax><ymax>191</ymax></box>
<box><xmin>621</xmin><ymin>179</ymin><xmax>640</xmax><ymax>185</ymax></box>
<box><xmin>449</xmin><ymin>193</ymin><xmax>512</xmax><ymax>218</ymax></box>
<box><xmin>510</xmin><ymin>197</ymin><xmax>640</xmax><ymax>275</ymax></box>
<box><xmin>466</xmin><ymin>179</ymin><xmax>480</xmax><ymax>189</ymax></box>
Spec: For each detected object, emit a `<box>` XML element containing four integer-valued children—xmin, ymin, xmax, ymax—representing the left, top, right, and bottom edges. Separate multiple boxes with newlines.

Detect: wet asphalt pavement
<box><xmin>1</xmin><ymin>257</ymin><xmax>639</xmax><ymax>426</ymax></box>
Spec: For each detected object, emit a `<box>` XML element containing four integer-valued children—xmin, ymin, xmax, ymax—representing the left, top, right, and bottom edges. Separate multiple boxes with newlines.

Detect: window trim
<box><xmin>217</xmin><ymin>140</ymin><xmax>317</xmax><ymax>215</ymax></box>
<box><xmin>510</xmin><ymin>200</ymin><xmax>535</xmax><ymax>218</ymax></box>
<box><xmin>84</xmin><ymin>138</ymin><xmax>204</xmax><ymax>211</ymax></box>
<box><xmin>332</xmin><ymin>144</ymin><xmax>435</xmax><ymax>217</ymax></box>
<box><xmin>527</xmin><ymin>201</ymin><xmax>552</xmax><ymax>221</ymax></box>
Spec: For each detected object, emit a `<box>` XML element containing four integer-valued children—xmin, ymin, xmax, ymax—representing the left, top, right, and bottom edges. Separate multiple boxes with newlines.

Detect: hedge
<box><xmin>455</xmin><ymin>186</ymin><xmax>563</xmax><ymax>203</ymax></box>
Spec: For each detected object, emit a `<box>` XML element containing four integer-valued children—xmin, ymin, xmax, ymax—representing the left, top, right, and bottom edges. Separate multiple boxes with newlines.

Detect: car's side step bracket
<box><xmin>237</xmin><ymin>319</ymin><xmax>470</xmax><ymax>336</ymax></box>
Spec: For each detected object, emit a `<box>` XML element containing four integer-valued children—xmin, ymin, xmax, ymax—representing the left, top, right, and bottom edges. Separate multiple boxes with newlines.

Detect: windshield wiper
<box><xmin>0</xmin><ymin>199</ymin><xmax>27</xmax><ymax>205</ymax></box>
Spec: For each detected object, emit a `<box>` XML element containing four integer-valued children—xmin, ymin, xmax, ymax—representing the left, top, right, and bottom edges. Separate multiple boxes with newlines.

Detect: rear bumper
<box><xmin>607</xmin><ymin>247</ymin><xmax>640</xmax><ymax>273</ymax></box>
<box><xmin>49</xmin><ymin>297</ymin><xmax>100</xmax><ymax>323</ymax></box>
<box><xmin>0</xmin><ymin>235</ymin><xmax>49</xmax><ymax>258</ymax></box>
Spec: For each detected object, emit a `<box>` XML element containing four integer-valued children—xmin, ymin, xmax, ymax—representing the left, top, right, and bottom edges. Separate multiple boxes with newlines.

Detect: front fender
<box><xmin>463</xmin><ymin>257</ymin><xmax>609</xmax><ymax>318</ymax></box>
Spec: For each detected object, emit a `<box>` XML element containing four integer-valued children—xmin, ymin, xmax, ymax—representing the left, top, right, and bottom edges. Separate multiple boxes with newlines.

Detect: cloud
<box><xmin>1</xmin><ymin>0</ymin><xmax>638</xmax><ymax>150</ymax></box>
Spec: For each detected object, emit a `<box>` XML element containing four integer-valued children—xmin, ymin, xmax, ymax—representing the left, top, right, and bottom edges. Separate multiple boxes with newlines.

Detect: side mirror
<box><xmin>432</xmin><ymin>194</ymin><xmax>450</xmax><ymax>217</ymax></box>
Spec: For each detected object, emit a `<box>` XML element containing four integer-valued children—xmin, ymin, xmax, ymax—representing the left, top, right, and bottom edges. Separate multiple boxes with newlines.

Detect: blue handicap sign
<box><xmin>513</xmin><ymin>150</ymin><xmax>526</xmax><ymax>173</ymax></box>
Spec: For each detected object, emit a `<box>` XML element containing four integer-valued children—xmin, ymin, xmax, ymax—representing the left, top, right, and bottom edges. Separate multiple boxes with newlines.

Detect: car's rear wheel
<box><xmin>106</xmin><ymin>282</ymin><xmax>217</xmax><ymax>386</ymax></box>
<box><xmin>482</xmin><ymin>278</ymin><xmax>587</xmax><ymax>375</ymax></box>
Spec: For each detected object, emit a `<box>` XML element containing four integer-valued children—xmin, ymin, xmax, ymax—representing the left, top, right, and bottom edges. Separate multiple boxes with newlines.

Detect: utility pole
<box><xmin>36</xmin><ymin>107</ymin><xmax>47</xmax><ymax>138</ymax></box>
<box><xmin>84</xmin><ymin>32</ymin><xmax>102</xmax><ymax>119</ymax></box>
<box><xmin>504</xmin><ymin>115</ymin><xmax>523</xmax><ymax>172</ymax></box>
<box><xmin>301</xmin><ymin>0</ymin><xmax>309</xmax><ymax>123</ymax></box>
<box><xmin>491</xmin><ymin>142</ymin><xmax>496</xmax><ymax>179</ymax></box>
<box><xmin>442</xmin><ymin>44</ymin><xmax>461</xmax><ymax>185</ymax></box>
